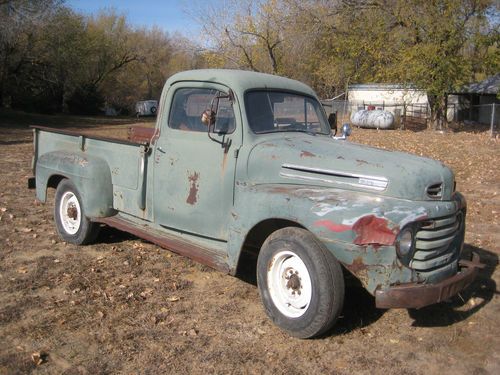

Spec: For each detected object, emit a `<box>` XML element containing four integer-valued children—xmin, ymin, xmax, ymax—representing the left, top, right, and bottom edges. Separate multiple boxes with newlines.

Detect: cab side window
<box><xmin>213</xmin><ymin>96</ymin><xmax>236</xmax><ymax>134</ymax></box>
<box><xmin>169</xmin><ymin>88</ymin><xmax>236</xmax><ymax>133</ymax></box>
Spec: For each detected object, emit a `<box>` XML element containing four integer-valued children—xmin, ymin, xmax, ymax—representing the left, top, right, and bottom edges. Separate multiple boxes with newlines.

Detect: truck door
<box><xmin>152</xmin><ymin>83</ymin><xmax>241</xmax><ymax>241</ymax></box>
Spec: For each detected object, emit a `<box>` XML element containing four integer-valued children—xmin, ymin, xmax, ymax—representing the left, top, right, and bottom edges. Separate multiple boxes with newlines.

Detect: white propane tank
<box><xmin>350</xmin><ymin>109</ymin><xmax>394</xmax><ymax>129</ymax></box>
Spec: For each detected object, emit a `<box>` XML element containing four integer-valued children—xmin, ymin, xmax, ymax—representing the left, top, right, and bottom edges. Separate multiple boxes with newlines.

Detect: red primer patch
<box><xmin>314</xmin><ymin>220</ymin><xmax>352</xmax><ymax>232</ymax></box>
<box><xmin>352</xmin><ymin>215</ymin><xmax>398</xmax><ymax>245</ymax></box>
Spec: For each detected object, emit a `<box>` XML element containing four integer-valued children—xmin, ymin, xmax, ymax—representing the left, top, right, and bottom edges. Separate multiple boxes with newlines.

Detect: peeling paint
<box><xmin>312</xmin><ymin>203</ymin><xmax>346</xmax><ymax>217</ymax></box>
<box><xmin>314</xmin><ymin>214</ymin><xmax>398</xmax><ymax>246</ymax></box>
<box><xmin>352</xmin><ymin>215</ymin><xmax>398</xmax><ymax>246</ymax></box>
<box><xmin>300</xmin><ymin>150</ymin><xmax>316</xmax><ymax>158</ymax></box>
<box><xmin>186</xmin><ymin>172</ymin><xmax>199</xmax><ymax>205</ymax></box>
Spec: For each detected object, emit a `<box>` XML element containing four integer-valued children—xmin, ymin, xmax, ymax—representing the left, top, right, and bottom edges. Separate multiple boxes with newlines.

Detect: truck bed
<box><xmin>33</xmin><ymin>126</ymin><xmax>152</xmax><ymax>219</ymax></box>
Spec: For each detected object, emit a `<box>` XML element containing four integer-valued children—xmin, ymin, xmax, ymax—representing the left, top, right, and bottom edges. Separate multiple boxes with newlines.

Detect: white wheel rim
<box><xmin>267</xmin><ymin>250</ymin><xmax>312</xmax><ymax>318</ymax></box>
<box><xmin>59</xmin><ymin>191</ymin><xmax>81</xmax><ymax>235</ymax></box>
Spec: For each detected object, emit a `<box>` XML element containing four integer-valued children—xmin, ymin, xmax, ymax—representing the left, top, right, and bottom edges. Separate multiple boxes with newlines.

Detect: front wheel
<box><xmin>54</xmin><ymin>179</ymin><xmax>100</xmax><ymax>245</ymax></box>
<box><xmin>257</xmin><ymin>227</ymin><xmax>344</xmax><ymax>338</ymax></box>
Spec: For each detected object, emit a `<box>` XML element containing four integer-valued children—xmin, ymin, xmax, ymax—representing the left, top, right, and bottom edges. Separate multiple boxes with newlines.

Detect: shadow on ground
<box><xmin>408</xmin><ymin>244</ymin><xmax>498</xmax><ymax>327</ymax></box>
<box><xmin>235</xmin><ymin>242</ymin><xmax>498</xmax><ymax>337</ymax></box>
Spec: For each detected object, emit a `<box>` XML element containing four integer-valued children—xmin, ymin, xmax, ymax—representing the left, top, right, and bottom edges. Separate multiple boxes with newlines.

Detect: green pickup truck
<box><xmin>29</xmin><ymin>69</ymin><xmax>481</xmax><ymax>338</ymax></box>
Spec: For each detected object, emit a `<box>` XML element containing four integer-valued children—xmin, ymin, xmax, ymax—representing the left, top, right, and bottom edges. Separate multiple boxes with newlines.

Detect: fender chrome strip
<box><xmin>280</xmin><ymin>164</ymin><xmax>388</xmax><ymax>191</ymax></box>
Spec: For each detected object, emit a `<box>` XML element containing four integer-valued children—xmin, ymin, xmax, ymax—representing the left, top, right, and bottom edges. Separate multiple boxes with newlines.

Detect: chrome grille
<box><xmin>410</xmin><ymin>211</ymin><xmax>464</xmax><ymax>272</ymax></box>
<box><xmin>426</xmin><ymin>183</ymin><xmax>443</xmax><ymax>199</ymax></box>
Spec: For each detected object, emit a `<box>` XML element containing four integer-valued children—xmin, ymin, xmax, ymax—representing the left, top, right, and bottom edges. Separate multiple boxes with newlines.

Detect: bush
<box><xmin>67</xmin><ymin>85</ymin><xmax>105</xmax><ymax>115</ymax></box>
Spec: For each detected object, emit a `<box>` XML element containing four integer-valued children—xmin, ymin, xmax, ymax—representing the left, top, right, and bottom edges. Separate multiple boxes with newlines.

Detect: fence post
<box><xmin>491</xmin><ymin>103</ymin><xmax>496</xmax><ymax>138</ymax></box>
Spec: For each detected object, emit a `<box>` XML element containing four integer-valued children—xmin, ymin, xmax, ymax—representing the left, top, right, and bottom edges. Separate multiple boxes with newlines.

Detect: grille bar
<box><xmin>412</xmin><ymin>245</ymin><xmax>451</xmax><ymax>261</ymax></box>
<box><xmin>410</xmin><ymin>212</ymin><xmax>463</xmax><ymax>272</ymax></box>
<box><xmin>416</xmin><ymin>222</ymin><xmax>459</xmax><ymax>240</ymax></box>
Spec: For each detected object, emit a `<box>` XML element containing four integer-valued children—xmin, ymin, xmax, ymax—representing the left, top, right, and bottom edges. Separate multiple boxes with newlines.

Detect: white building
<box><xmin>347</xmin><ymin>84</ymin><xmax>428</xmax><ymax>109</ymax></box>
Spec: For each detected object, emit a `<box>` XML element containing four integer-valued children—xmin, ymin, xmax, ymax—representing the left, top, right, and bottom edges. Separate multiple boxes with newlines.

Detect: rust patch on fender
<box><xmin>300</xmin><ymin>150</ymin><xmax>316</xmax><ymax>158</ymax></box>
<box><xmin>186</xmin><ymin>172</ymin><xmax>199</xmax><ymax>205</ymax></box>
<box><xmin>314</xmin><ymin>220</ymin><xmax>351</xmax><ymax>232</ymax></box>
<box><xmin>345</xmin><ymin>256</ymin><xmax>367</xmax><ymax>274</ymax></box>
<box><xmin>352</xmin><ymin>215</ymin><xmax>398</xmax><ymax>246</ymax></box>
<box><xmin>343</xmin><ymin>256</ymin><xmax>370</xmax><ymax>286</ymax></box>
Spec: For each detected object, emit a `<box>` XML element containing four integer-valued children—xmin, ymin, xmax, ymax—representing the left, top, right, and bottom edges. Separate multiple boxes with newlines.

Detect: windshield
<box><xmin>245</xmin><ymin>90</ymin><xmax>331</xmax><ymax>135</ymax></box>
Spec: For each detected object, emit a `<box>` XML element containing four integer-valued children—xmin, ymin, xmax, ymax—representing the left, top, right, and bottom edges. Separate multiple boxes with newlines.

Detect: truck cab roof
<box><xmin>164</xmin><ymin>69</ymin><xmax>317</xmax><ymax>98</ymax></box>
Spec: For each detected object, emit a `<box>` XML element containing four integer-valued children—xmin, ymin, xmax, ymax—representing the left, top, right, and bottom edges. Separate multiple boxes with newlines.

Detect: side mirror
<box><xmin>341</xmin><ymin>123</ymin><xmax>352</xmax><ymax>137</ymax></box>
<box><xmin>201</xmin><ymin>109</ymin><xmax>216</xmax><ymax>126</ymax></box>
<box><xmin>332</xmin><ymin>123</ymin><xmax>352</xmax><ymax>140</ymax></box>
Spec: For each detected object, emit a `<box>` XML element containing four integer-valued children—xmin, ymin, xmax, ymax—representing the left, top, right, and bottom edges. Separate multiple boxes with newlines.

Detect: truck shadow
<box><xmin>97</xmin><ymin>228</ymin><xmax>497</xmax><ymax>334</ymax></box>
<box><xmin>407</xmin><ymin>244</ymin><xmax>498</xmax><ymax>327</ymax></box>
<box><xmin>236</xmin><ymin>252</ymin><xmax>386</xmax><ymax>334</ymax></box>
<box><xmin>329</xmin><ymin>285</ymin><xmax>385</xmax><ymax>336</ymax></box>
<box><xmin>237</xmin><ymin>244</ymin><xmax>498</xmax><ymax>336</ymax></box>
<box><xmin>96</xmin><ymin>225</ymin><xmax>137</xmax><ymax>244</ymax></box>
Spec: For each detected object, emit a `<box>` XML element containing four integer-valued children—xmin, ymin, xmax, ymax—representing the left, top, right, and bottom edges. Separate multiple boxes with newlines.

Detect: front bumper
<box><xmin>375</xmin><ymin>253</ymin><xmax>483</xmax><ymax>309</ymax></box>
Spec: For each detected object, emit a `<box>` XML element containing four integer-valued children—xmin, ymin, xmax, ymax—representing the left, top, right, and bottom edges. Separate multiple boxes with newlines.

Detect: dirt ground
<box><xmin>0</xmin><ymin>111</ymin><xmax>499</xmax><ymax>375</ymax></box>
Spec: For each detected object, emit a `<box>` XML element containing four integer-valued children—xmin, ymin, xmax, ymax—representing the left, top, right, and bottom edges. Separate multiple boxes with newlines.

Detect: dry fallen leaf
<box><xmin>17</xmin><ymin>267</ymin><xmax>28</xmax><ymax>274</ymax></box>
<box><xmin>167</xmin><ymin>296</ymin><xmax>180</xmax><ymax>302</ymax></box>
<box><xmin>140</xmin><ymin>288</ymin><xmax>153</xmax><ymax>298</ymax></box>
<box><xmin>31</xmin><ymin>352</ymin><xmax>47</xmax><ymax>366</ymax></box>
<box><xmin>188</xmin><ymin>328</ymin><xmax>198</xmax><ymax>336</ymax></box>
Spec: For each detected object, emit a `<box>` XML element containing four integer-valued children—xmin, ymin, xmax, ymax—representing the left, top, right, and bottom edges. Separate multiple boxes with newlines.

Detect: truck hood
<box><xmin>246</xmin><ymin>134</ymin><xmax>454</xmax><ymax>201</ymax></box>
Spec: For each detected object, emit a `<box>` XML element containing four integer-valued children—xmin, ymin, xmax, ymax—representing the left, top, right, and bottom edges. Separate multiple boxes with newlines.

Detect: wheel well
<box><xmin>47</xmin><ymin>174</ymin><xmax>66</xmax><ymax>189</ymax></box>
<box><xmin>235</xmin><ymin>219</ymin><xmax>305</xmax><ymax>284</ymax></box>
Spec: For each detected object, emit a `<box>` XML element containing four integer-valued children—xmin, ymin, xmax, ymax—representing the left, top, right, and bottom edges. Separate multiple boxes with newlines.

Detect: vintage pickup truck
<box><xmin>29</xmin><ymin>69</ymin><xmax>481</xmax><ymax>338</ymax></box>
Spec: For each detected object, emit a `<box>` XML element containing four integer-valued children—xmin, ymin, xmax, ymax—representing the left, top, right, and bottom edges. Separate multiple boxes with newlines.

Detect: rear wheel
<box><xmin>257</xmin><ymin>227</ymin><xmax>344</xmax><ymax>338</ymax></box>
<box><xmin>54</xmin><ymin>179</ymin><xmax>100</xmax><ymax>245</ymax></box>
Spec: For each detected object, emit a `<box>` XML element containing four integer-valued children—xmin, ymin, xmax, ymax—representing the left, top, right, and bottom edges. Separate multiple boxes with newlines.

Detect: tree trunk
<box><xmin>0</xmin><ymin>50</ymin><xmax>11</xmax><ymax>108</ymax></box>
<box><xmin>427</xmin><ymin>94</ymin><xmax>448</xmax><ymax>130</ymax></box>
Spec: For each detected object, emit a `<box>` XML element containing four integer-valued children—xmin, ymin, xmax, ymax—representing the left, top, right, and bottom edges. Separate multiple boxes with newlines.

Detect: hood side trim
<box><xmin>281</xmin><ymin>164</ymin><xmax>388</xmax><ymax>191</ymax></box>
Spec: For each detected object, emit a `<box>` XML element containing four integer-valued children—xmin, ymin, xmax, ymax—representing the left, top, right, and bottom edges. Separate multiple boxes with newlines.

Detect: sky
<box><xmin>66</xmin><ymin>0</ymin><xmax>201</xmax><ymax>36</ymax></box>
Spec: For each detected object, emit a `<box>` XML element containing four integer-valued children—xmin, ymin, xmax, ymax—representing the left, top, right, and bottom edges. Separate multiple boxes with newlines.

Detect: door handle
<box><xmin>157</xmin><ymin>146</ymin><xmax>166</xmax><ymax>154</ymax></box>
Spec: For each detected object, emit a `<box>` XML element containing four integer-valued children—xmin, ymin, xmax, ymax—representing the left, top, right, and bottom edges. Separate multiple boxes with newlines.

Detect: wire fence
<box><xmin>321</xmin><ymin>99</ymin><xmax>499</xmax><ymax>136</ymax></box>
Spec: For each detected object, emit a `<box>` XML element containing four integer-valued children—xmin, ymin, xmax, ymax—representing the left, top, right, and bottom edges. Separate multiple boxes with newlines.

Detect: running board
<box><xmin>95</xmin><ymin>216</ymin><xmax>230</xmax><ymax>273</ymax></box>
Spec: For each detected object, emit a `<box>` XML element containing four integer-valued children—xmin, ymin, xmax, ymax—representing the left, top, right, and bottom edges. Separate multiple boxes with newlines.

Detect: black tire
<box><xmin>150</xmin><ymin>106</ymin><xmax>157</xmax><ymax>114</ymax></box>
<box><xmin>54</xmin><ymin>179</ymin><xmax>100</xmax><ymax>245</ymax></box>
<box><xmin>257</xmin><ymin>227</ymin><xmax>344</xmax><ymax>338</ymax></box>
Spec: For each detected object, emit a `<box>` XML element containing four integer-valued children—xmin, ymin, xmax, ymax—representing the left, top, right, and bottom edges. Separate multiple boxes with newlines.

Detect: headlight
<box><xmin>396</xmin><ymin>227</ymin><xmax>415</xmax><ymax>265</ymax></box>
